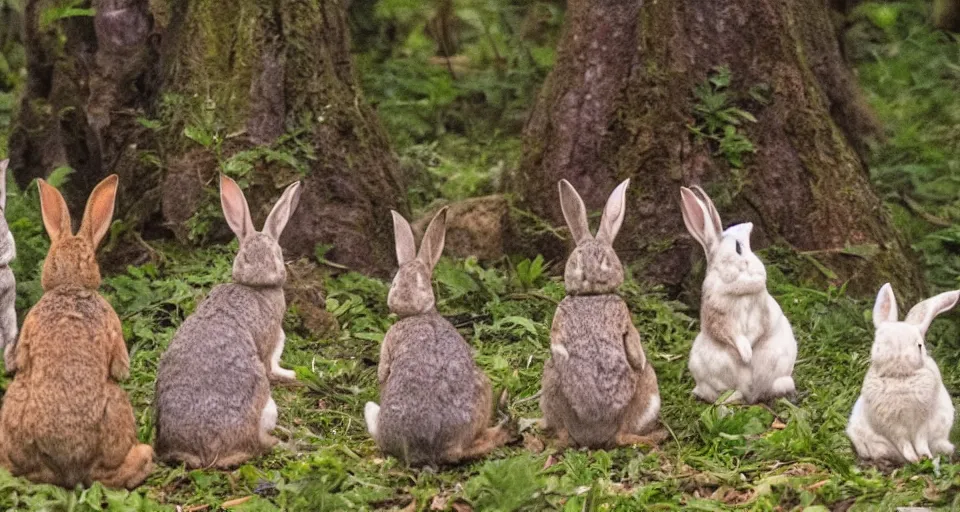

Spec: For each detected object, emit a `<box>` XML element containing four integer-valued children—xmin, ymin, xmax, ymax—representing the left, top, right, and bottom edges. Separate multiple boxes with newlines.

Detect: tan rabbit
<box><xmin>364</xmin><ymin>208</ymin><xmax>509</xmax><ymax>465</ymax></box>
<box><xmin>540</xmin><ymin>179</ymin><xmax>662</xmax><ymax>448</ymax></box>
<box><xmin>154</xmin><ymin>174</ymin><xmax>302</xmax><ymax>469</ymax></box>
<box><xmin>0</xmin><ymin>175</ymin><xmax>153</xmax><ymax>489</ymax></box>
<box><xmin>679</xmin><ymin>186</ymin><xmax>797</xmax><ymax>404</ymax></box>
<box><xmin>847</xmin><ymin>284</ymin><xmax>957</xmax><ymax>464</ymax></box>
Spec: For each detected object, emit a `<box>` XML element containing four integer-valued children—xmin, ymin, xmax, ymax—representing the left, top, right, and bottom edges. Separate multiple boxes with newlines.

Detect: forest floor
<box><xmin>1</xmin><ymin>1</ymin><xmax>960</xmax><ymax>511</ymax></box>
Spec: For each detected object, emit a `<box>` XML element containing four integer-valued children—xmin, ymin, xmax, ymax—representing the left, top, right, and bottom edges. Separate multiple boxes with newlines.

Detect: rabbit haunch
<box><xmin>365</xmin><ymin>208</ymin><xmax>509</xmax><ymax>465</ymax></box>
<box><xmin>846</xmin><ymin>284</ymin><xmax>957</xmax><ymax>464</ymax></box>
<box><xmin>679</xmin><ymin>186</ymin><xmax>797</xmax><ymax>404</ymax></box>
<box><xmin>0</xmin><ymin>175</ymin><xmax>153</xmax><ymax>489</ymax></box>
<box><xmin>154</xmin><ymin>175</ymin><xmax>302</xmax><ymax>469</ymax></box>
<box><xmin>540</xmin><ymin>179</ymin><xmax>662</xmax><ymax>449</ymax></box>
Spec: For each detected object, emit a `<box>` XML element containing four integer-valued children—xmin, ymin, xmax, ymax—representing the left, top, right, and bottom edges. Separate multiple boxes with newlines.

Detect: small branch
<box><xmin>899</xmin><ymin>194</ymin><xmax>952</xmax><ymax>228</ymax></box>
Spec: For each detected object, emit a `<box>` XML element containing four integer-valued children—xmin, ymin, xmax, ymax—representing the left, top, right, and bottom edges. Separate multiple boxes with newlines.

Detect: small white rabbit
<box><xmin>679</xmin><ymin>186</ymin><xmax>797</xmax><ymax>403</ymax></box>
<box><xmin>846</xmin><ymin>283</ymin><xmax>957</xmax><ymax>464</ymax></box>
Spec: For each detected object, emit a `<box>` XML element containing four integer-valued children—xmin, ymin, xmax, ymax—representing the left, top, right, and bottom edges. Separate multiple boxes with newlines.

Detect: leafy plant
<box><xmin>465</xmin><ymin>455</ymin><xmax>547</xmax><ymax>511</ymax></box>
<box><xmin>512</xmin><ymin>255</ymin><xmax>548</xmax><ymax>291</ymax></box>
<box><xmin>688</xmin><ymin>65</ymin><xmax>758</xmax><ymax>169</ymax></box>
<box><xmin>39</xmin><ymin>0</ymin><xmax>94</xmax><ymax>30</ymax></box>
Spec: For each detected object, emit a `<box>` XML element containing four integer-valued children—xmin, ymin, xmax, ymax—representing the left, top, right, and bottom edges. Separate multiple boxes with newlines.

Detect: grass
<box><xmin>1</xmin><ymin>237</ymin><xmax>960</xmax><ymax>510</ymax></box>
<box><xmin>1</xmin><ymin>0</ymin><xmax>960</xmax><ymax>510</ymax></box>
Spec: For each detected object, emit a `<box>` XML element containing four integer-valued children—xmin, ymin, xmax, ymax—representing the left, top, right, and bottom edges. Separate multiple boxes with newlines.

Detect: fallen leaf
<box><xmin>184</xmin><ymin>506</ymin><xmax>210</xmax><ymax>512</ymax></box>
<box><xmin>543</xmin><ymin>454</ymin><xmax>558</xmax><ymax>470</ymax></box>
<box><xmin>710</xmin><ymin>486</ymin><xmax>755</xmax><ymax>505</ymax></box>
<box><xmin>430</xmin><ymin>495</ymin><xmax>448</xmax><ymax>510</ymax></box>
<box><xmin>517</xmin><ymin>418</ymin><xmax>541</xmax><ymax>432</ymax></box>
<box><xmin>771</xmin><ymin>419</ymin><xmax>787</xmax><ymax>430</ymax></box>
<box><xmin>451</xmin><ymin>501</ymin><xmax>474</xmax><ymax>512</ymax></box>
<box><xmin>783</xmin><ymin>463</ymin><xmax>818</xmax><ymax>476</ymax></box>
<box><xmin>523</xmin><ymin>433</ymin><xmax>545</xmax><ymax>453</ymax></box>
<box><xmin>806</xmin><ymin>479</ymin><xmax>830</xmax><ymax>491</ymax></box>
<box><xmin>222</xmin><ymin>497</ymin><xmax>253</xmax><ymax>509</ymax></box>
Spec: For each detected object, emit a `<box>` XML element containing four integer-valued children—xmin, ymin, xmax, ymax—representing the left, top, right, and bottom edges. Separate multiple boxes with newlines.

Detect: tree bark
<box><xmin>934</xmin><ymin>0</ymin><xmax>960</xmax><ymax>32</ymax></box>
<box><xmin>9</xmin><ymin>0</ymin><xmax>406</xmax><ymax>275</ymax></box>
<box><xmin>510</xmin><ymin>0</ymin><xmax>924</xmax><ymax>299</ymax></box>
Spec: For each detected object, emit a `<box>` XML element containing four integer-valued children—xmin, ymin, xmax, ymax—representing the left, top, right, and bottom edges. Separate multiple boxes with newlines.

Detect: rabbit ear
<box><xmin>78</xmin><ymin>174</ymin><xmax>119</xmax><ymax>248</ymax></box>
<box><xmin>38</xmin><ymin>178</ymin><xmax>73</xmax><ymax>242</ymax></box>
<box><xmin>596</xmin><ymin>179</ymin><xmax>629</xmax><ymax>244</ymax></box>
<box><xmin>679</xmin><ymin>187</ymin><xmax>718</xmax><ymax>253</ymax></box>
<box><xmin>220</xmin><ymin>174</ymin><xmax>255</xmax><ymax>240</ymax></box>
<box><xmin>691</xmin><ymin>185</ymin><xmax>722</xmax><ymax>236</ymax></box>
<box><xmin>263</xmin><ymin>181</ymin><xmax>302</xmax><ymax>240</ymax></box>
<box><xmin>391</xmin><ymin>210</ymin><xmax>416</xmax><ymax>266</ymax></box>
<box><xmin>0</xmin><ymin>159</ymin><xmax>8</xmax><ymax>211</ymax></box>
<box><xmin>905</xmin><ymin>289</ymin><xmax>960</xmax><ymax>337</ymax></box>
<box><xmin>873</xmin><ymin>283</ymin><xmax>899</xmax><ymax>328</ymax></box>
<box><xmin>558</xmin><ymin>179</ymin><xmax>591</xmax><ymax>245</ymax></box>
<box><xmin>418</xmin><ymin>207</ymin><xmax>447</xmax><ymax>270</ymax></box>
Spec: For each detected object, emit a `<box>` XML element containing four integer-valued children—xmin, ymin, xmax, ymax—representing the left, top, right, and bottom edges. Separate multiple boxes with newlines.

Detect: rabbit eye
<box><xmin>735</xmin><ymin>241</ymin><xmax>742</xmax><ymax>255</ymax></box>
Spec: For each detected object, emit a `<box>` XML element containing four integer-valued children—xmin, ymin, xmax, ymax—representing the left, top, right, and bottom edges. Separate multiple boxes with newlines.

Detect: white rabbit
<box><xmin>846</xmin><ymin>283</ymin><xmax>957</xmax><ymax>464</ymax></box>
<box><xmin>679</xmin><ymin>186</ymin><xmax>797</xmax><ymax>404</ymax></box>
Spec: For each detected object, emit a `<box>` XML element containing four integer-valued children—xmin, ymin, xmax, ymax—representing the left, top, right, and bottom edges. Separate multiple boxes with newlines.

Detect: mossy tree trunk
<box><xmin>9</xmin><ymin>0</ymin><xmax>406</xmax><ymax>275</ymax></box>
<box><xmin>509</xmin><ymin>0</ymin><xmax>924</xmax><ymax>299</ymax></box>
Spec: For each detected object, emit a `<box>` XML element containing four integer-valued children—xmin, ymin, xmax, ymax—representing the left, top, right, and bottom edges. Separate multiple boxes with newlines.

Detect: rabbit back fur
<box><xmin>0</xmin><ymin>175</ymin><xmax>152</xmax><ymax>489</ymax></box>
<box><xmin>155</xmin><ymin>283</ymin><xmax>285</xmax><ymax>467</ymax></box>
<box><xmin>0</xmin><ymin>288</ymin><xmax>145</xmax><ymax>488</ymax></box>
<box><xmin>541</xmin><ymin>294</ymin><xmax>659</xmax><ymax>447</ymax></box>
<box><xmin>374</xmin><ymin>312</ymin><xmax>494</xmax><ymax>465</ymax></box>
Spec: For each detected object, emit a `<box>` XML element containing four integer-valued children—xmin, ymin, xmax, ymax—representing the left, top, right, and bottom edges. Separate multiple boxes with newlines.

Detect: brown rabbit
<box><xmin>364</xmin><ymin>208</ymin><xmax>509</xmax><ymax>466</ymax></box>
<box><xmin>0</xmin><ymin>176</ymin><xmax>153</xmax><ymax>489</ymax></box>
<box><xmin>154</xmin><ymin>174</ymin><xmax>302</xmax><ymax>469</ymax></box>
<box><xmin>540</xmin><ymin>179</ymin><xmax>662</xmax><ymax>448</ymax></box>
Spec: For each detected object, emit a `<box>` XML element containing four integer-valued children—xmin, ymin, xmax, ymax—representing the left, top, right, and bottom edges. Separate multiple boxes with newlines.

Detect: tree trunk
<box><xmin>9</xmin><ymin>0</ymin><xmax>406</xmax><ymax>275</ymax></box>
<box><xmin>508</xmin><ymin>0</ymin><xmax>924</xmax><ymax>299</ymax></box>
<box><xmin>934</xmin><ymin>0</ymin><xmax>960</xmax><ymax>32</ymax></box>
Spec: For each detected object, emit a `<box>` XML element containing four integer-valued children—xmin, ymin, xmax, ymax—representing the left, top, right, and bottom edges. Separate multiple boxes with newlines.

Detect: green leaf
<box><xmin>40</xmin><ymin>3</ymin><xmax>94</xmax><ymax>29</ymax></box>
<box><xmin>841</xmin><ymin>243</ymin><xmax>880</xmax><ymax>260</ymax></box>
<box><xmin>183</xmin><ymin>125</ymin><xmax>214</xmax><ymax>148</ymax></box>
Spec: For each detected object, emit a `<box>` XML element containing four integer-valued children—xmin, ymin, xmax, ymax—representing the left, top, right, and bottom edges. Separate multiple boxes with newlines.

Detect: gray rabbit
<box><xmin>540</xmin><ymin>179</ymin><xmax>662</xmax><ymax>448</ymax></box>
<box><xmin>364</xmin><ymin>208</ymin><xmax>508</xmax><ymax>465</ymax></box>
<box><xmin>154</xmin><ymin>174</ymin><xmax>302</xmax><ymax>469</ymax></box>
<box><xmin>0</xmin><ymin>159</ymin><xmax>17</xmax><ymax>372</ymax></box>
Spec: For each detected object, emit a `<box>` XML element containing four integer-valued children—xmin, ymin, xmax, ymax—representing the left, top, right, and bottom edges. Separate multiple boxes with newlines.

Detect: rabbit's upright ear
<box><xmin>905</xmin><ymin>289</ymin><xmax>960</xmax><ymax>337</ymax></box>
<box><xmin>596</xmin><ymin>179</ymin><xmax>629</xmax><ymax>245</ymax></box>
<box><xmin>38</xmin><ymin>179</ymin><xmax>73</xmax><ymax>242</ymax></box>
<box><xmin>679</xmin><ymin>186</ymin><xmax>719</xmax><ymax>254</ymax></box>
<box><xmin>78</xmin><ymin>174</ymin><xmax>119</xmax><ymax>248</ymax></box>
<box><xmin>220</xmin><ymin>174</ymin><xmax>255</xmax><ymax>240</ymax></box>
<box><xmin>263</xmin><ymin>181</ymin><xmax>303</xmax><ymax>240</ymax></box>
<box><xmin>392</xmin><ymin>210</ymin><xmax>416</xmax><ymax>266</ymax></box>
<box><xmin>418</xmin><ymin>207</ymin><xmax>448</xmax><ymax>271</ymax></box>
<box><xmin>0</xmin><ymin>159</ymin><xmax>8</xmax><ymax>211</ymax></box>
<box><xmin>872</xmin><ymin>283</ymin><xmax>899</xmax><ymax>329</ymax></box>
<box><xmin>558</xmin><ymin>179</ymin><xmax>591</xmax><ymax>245</ymax></box>
<box><xmin>691</xmin><ymin>186</ymin><xmax>722</xmax><ymax>237</ymax></box>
